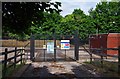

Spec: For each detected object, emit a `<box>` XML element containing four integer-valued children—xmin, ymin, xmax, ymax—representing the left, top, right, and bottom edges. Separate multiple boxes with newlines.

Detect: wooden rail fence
<box><xmin>85</xmin><ymin>46</ymin><xmax>120</xmax><ymax>74</ymax></box>
<box><xmin>0</xmin><ymin>47</ymin><xmax>25</xmax><ymax>78</ymax></box>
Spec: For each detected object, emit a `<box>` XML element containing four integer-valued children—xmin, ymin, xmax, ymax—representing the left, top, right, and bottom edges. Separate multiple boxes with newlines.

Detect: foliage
<box><xmin>2</xmin><ymin>2</ymin><xmax>62</xmax><ymax>39</ymax></box>
<box><xmin>31</xmin><ymin>12</ymin><xmax>62</xmax><ymax>35</ymax></box>
<box><xmin>89</xmin><ymin>1</ymin><xmax>120</xmax><ymax>33</ymax></box>
<box><xmin>2</xmin><ymin>1</ymin><xmax>120</xmax><ymax>40</ymax></box>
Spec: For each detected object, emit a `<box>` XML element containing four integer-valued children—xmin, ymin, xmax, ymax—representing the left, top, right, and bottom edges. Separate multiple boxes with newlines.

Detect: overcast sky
<box><xmin>51</xmin><ymin>0</ymin><xmax>111</xmax><ymax>17</ymax></box>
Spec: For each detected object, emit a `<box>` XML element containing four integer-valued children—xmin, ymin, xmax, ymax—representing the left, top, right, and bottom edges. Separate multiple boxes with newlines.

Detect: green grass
<box><xmin>84</xmin><ymin>60</ymin><xmax>120</xmax><ymax>77</ymax></box>
<box><xmin>0</xmin><ymin>63</ymin><xmax>25</xmax><ymax>78</ymax></box>
<box><xmin>5</xmin><ymin>63</ymin><xmax>25</xmax><ymax>77</ymax></box>
<box><xmin>0</xmin><ymin>64</ymin><xmax>2</xmax><ymax>79</ymax></box>
<box><xmin>1</xmin><ymin>61</ymin><xmax>25</xmax><ymax>78</ymax></box>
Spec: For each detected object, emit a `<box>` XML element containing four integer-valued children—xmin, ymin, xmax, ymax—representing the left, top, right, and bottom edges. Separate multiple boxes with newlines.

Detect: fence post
<box><xmin>89</xmin><ymin>35</ymin><xmax>92</xmax><ymax>63</ymax></box>
<box><xmin>21</xmin><ymin>48</ymin><xmax>23</xmax><ymax>64</ymax></box>
<box><xmin>74</xmin><ymin>31</ymin><xmax>79</xmax><ymax>60</ymax></box>
<box><xmin>14</xmin><ymin>47</ymin><xmax>17</xmax><ymax>68</ymax></box>
<box><xmin>101</xmin><ymin>55</ymin><xmax>103</xmax><ymax>68</ymax></box>
<box><xmin>54</xmin><ymin>33</ymin><xmax>56</xmax><ymax>62</ymax></box>
<box><xmin>118</xmin><ymin>46</ymin><xmax>120</xmax><ymax>74</ymax></box>
<box><xmin>3</xmin><ymin>48</ymin><xmax>8</xmax><ymax>77</ymax></box>
<box><xmin>22</xmin><ymin>47</ymin><xmax>25</xmax><ymax>63</ymax></box>
<box><xmin>90</xmin><ymin>54</ymin><xmax>92</xmax><ymax>63</ymax></box>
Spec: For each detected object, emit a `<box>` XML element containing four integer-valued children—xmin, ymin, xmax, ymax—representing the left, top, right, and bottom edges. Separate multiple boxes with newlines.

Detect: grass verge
<box><xmin>3</xmin><ymin>62</ymin><xmax>25</xmax><ymax>77</ymax></box>
<box><xmin>0</xmin><ymin>64</ymin><xmax>2</xmax><ymax>79</ymax></box>
<box><xmin>84</xmin><ymin>60</ymin><xmax>120</xmax><ymax>77</ymax></box>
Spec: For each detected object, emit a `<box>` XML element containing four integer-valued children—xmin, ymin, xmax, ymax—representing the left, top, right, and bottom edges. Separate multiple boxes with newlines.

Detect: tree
<box><xmin>31</xmin><ymin>12</ymin><xmax>63</xmax><ymax>36</ymax></box>
<box><xmin>72</xmin><ymin>9</ymin><xmax>92</xmax><ymax>39</ymax></box>
<box><xmin>2</xmin><ymin>2</ymin><xmax>62</xmax><ymax>39</ymax></box>
<box><xmin>89</xmin><ymin>1</ymin><xmax>120</xmax><ymax>33</ymax></box>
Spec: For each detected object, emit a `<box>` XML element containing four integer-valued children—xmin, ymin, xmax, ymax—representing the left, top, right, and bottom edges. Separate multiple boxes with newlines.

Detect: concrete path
<box><xmin>20</xmin><ymin>61</ymin><xmax>99</xmax><ymax>78</ymax></box>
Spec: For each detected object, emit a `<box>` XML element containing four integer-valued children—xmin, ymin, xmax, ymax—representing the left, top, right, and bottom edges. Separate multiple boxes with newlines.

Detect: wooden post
<box><xmin>22</xmin><ymin>47</ymin><xmax>25</xmax><ymax>63</ymax></box>
<box><xmin>89</xmin><ymin>35</ymin><xmax>92</xmax><ymax>63</ymax></box>
<box><xmin>118</xmin><ymin>46</ymin><xmax>120</xmax><ymax>74</ymax></box>
<box><xmin>90</xmin><ymin>54</ymin><xmax>92</xmax><ymax>63</ymax></box>
<box><xmin>3</xmin><ymin>48</ymin><xmax>8</xmax><ymax>77</ymax></box>
<box><xmin>101</xmin><ymin>55</ymin><xmax>103</xmax><ymax>68</ymax></box>
<box><xmin>21</xmin><ymin>48</ymin><xmax>23</xmax><ymax>64</ymax></box>
<box><xmin>54</xmin><ymin>33</ymin><xmax>56</xmax><ymax>62</ymax></box>
<box><xmin>14</xmin><ymin>47</ymin><xmax>17</xmax><ymax>68</ymax></box>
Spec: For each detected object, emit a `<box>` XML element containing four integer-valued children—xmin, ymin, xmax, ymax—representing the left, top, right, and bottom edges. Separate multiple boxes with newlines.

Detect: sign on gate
<box><xmin>43</xmin><ymin>45</ymin><xmax>46</xmax><ymax>49</ymax></box>
<box><xmin>47</xmin><ymin>41</ymin><xmax>54</xmax><ymax>53</ymax></box>
<box><xmin>61</xmin><ymin>40</ymin><xmax>70</xmax><ymax>49</ymax></box>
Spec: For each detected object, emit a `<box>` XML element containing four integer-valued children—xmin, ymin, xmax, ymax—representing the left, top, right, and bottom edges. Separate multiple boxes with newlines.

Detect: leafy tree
<box><xmin>3</xmin><ymin>0</ymin><xmax>120</xmax><ymax>41</ymax></box>
<box><xmin>2</xmin><ymin>2</ymin><xmax>62</xmax><ymax>39</ymax></box>
<box><xmin>89</xmin><ymin>1</ymin><xmax>120</xmax><ymax>33</ymax></box>
<box><xmin>31</xmin><ymin>12</ymin><xmax>63</xmax><ymax>35</ymax></box>
<box><xmin>72</xmin><ymin>9</ymin><xmax>91</xmax><ymax>39</ymax></box>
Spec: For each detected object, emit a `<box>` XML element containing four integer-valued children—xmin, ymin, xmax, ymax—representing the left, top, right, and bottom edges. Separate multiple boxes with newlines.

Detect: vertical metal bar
<box><xmin>118</xmin><ymin>46</ymin><xmax>120</xmax><ymax>74</ymax></box>
<box><xmin>30</xmin><ymin>34</ymin><xmax>35</xmax><ymax>61</ymax></box>
<box><xmin>14</xmin><ymin>47</ymin><xmax>17</xmax><ymax>68</ymax></box>
<box><xmin>44</xmin><ymin>39</ymin><xmax>45</xmax><ymax>61</ymax></box>
<box><xmin>44</xmin><ymin>49</ymin><xmax>45</xmax><ymax>61</ymax></box>
<box><xmin>65</xmin><ymin>49</ymin><xmax>66</xmax><ymax>60</ymax></box>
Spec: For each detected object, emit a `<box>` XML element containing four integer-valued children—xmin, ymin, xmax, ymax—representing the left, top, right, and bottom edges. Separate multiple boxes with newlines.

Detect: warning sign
<box><xmin>61</xmin><ymin>40</ymin><xmax>70</xmax><ymax>49</ymax></box>
<box><xmin>47</xmin><ymin>41</ymin><xmax>54</xmax><ymax>53</ymax></box>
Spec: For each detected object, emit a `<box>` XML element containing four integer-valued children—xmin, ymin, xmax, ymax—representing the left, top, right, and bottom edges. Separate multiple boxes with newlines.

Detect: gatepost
<box><xmin>30</xmin><ymin>34</ymin><xmax>35</xmax><ymax>61</ymax></box>
<box><xmin>74</xmin><ymin>31</ymin><xmax>79</xmax><ymax>60</ymax></box>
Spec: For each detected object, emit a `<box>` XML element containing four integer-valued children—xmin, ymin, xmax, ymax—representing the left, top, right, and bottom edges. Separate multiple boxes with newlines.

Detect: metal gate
<box><xmin>30</xmin><ymin>32</ymin><xmax>79</xmax><ymax>62</ymax></box>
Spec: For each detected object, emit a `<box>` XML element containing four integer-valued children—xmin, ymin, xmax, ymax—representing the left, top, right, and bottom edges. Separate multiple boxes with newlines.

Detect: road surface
<box><xmin>20</xmin><ymin>61</ymin><xmax>99</xmax><ymax>78</ymax></box>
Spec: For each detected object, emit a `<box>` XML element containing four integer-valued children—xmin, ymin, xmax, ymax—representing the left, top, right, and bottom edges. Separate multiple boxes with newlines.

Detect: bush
<box><xmin>8</xmin><ymin>33</ymin><xmax>30</xmax><ymax>41</ymax></box>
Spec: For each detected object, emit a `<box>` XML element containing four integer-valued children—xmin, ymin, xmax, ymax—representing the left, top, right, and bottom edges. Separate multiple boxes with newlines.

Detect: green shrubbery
<box><xmin>3</xmin><ymin>1</ymin><xmax>120</xmax><ymax>40</ymax></box>
<box><xmin>8</xmin><ymin>33</ymin><xmax>30</xmax><ymax>41</ymax></box>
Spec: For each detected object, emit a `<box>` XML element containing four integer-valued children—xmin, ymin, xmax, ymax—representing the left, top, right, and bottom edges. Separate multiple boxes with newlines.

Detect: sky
<box><xmin>50</xmin><ymin>0</ymin><xmax>111</xmax><ymax>17</ymax></box>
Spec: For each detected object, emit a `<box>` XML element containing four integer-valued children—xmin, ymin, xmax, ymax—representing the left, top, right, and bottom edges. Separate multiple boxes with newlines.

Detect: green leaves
<box><xmin>2</xmin><ymin>2</ymin><xmax>62</xmax><ymax>39</ymax></box>
<box><xmin>89</xmin><ymin>1</ymin><xmax>120</xmax><ymax>33</ymax></box>
<box><xmin>3</xmin><ymin>1</ymin><xmax>120</xmax><ymax>40</ymax></box>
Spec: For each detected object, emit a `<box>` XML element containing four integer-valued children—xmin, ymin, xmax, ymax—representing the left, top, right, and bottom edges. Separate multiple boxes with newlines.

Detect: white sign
<box><xmin>47</xmin><ymin>41</ymin><xmax>54</xmax><ymax>53</ymax></box>
<box><xmin>43</xmin><ymin>45</ymin><xmax>46</xmax><ymax>49</ymax></box>
<box><xmin>61</xmin><ymin>40</ymin><xmax>70</xmax><ymax>49</ymax></box>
